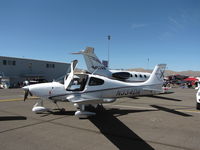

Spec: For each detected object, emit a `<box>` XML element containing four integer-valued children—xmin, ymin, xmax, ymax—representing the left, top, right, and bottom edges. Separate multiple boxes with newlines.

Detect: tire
<box><xmin>196</xmin><ymin>102</ymin><xmax>200</xmax><ymax>110</ymax></box>
<box><xmin>85</xmin><ymin>105</ymin><xmax>96</xmax><ymax>112</ymax></box>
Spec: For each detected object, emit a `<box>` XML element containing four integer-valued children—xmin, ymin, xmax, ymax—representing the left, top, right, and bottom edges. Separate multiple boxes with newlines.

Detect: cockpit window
<box><xmin>55</xmin><ymin>75</ymin><xmax>66</xmax><ymax>84</ymax></box>
<box><xmin>66</xmin><ymin>74</ymin><xmax>88</xmax><ymax>91</ymax></box>
<box><xmin>89</xmin><ymin>77</ymin><xmax>104</xmax><ymax>86</ymax></box>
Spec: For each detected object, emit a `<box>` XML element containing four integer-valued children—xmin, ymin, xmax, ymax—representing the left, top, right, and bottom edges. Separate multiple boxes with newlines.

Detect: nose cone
<box><xmin>22</xmin><ymin>85</ymin><xmax>30</xmax><ymax>91</ymax></box>
<box><xmin>24</xmin><ymin>83</ymin><xmax>53</xmax><ymax>98</ymax></box>
<box><xmin>22</xmin><ymin>85</ymin><xmax>32</xmax><ymax>101</ymax></box>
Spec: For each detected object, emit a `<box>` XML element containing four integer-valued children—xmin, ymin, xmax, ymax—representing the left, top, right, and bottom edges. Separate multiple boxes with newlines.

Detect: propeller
<box><xmin>23</xmin><ymin>86</ymin><xmax>32</xmax><ymax>101</ymax></box>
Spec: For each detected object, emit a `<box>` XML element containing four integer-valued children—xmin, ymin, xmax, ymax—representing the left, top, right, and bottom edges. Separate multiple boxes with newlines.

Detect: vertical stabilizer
<box><xmin>144</xmin><ymin>64</ymin><xmax>166</xmax><ymax>85</ymax></box>
<box><xmin>140</xmin><ymin>64</ymin><xmax>166</xmax><ymax>92</ymax></box>
<box><xmin>72</xmin><ymin>47</ymin><xmax>112</xmax><ymax>76</ymax></box>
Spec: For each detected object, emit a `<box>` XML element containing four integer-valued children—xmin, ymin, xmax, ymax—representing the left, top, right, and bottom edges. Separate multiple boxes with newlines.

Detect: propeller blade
<box><xmin>29</xmin><ymin>91</ymin><xmax>33</xmax><ymax>96</ymax></box>
<box><xmin>24</xmin><ymin>90</ymin><xmax>29</xmax><ymax>101</ymax></box>
<box><xmin>22</xmin><ymin>86</ymin><xmax>31</xmax><ymax>101</ymax></box>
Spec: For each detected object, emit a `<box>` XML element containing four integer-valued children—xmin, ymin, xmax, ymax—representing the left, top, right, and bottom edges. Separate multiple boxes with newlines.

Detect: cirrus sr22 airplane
<box><xmin>23</xmin><ymin>60</ymin><xmax>166</xmax><ymax>118</ymax></box>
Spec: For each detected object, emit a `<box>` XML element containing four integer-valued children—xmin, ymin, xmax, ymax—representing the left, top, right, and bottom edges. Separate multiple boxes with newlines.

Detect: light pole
<box><xmin>107</xmin><ymin>35</ymin><xmax>111</xmax><ymax>68</ymax></box>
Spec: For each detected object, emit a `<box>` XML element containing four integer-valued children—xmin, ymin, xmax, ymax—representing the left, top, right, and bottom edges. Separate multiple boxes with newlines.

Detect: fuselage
<box><xmin>22</xmin><ymin>62</ymin><xmax>166</xmax><ymax>117</ymax></box>
<box><xmin>110</xmin><ymin>70</ymin><xmax>150</xmax><ymax>82</ymax></box>
<box><xmin>25</xmin><ymin>73</ymin><xmax>161</xmax><ymax>103</ymax></box>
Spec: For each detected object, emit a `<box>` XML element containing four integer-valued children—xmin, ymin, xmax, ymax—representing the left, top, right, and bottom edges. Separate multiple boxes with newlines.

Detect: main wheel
<box><xmin>60</xmin><ymin>108</ymin><xmax>66</xmax><ymax>113</ymax></box>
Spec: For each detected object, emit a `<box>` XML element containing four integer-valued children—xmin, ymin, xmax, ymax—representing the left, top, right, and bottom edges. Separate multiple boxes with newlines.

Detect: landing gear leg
<box><xmin>53</xmin><ymin>101</ymin><xmax>66</xmax><ymax>112</ymax></box>
<box><xmin>32</xmin><ymin>99</ymin><xmax>49</xmax><ymax>113</ymax></box>
<box><xmin>96</xmin><ymin>104</ymin><xmax>104</xmax><ymax>112</ymax></box>
<box><xmin>33</xmin><ymin>99</ymin><xmax>44</xmax><ymax>108</ymax></box>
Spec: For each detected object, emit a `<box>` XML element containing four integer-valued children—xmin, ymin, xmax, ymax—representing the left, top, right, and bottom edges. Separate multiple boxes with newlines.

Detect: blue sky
<box><xmin>0</xmin><ymin>0</ymin><xmax>200</xmax><ymax>71</ymax></box>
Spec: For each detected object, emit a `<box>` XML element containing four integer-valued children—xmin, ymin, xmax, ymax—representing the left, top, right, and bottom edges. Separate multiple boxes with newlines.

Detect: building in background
<box><xmin>0</xmin><ymin>56</ymin><xmax>70</xmax><ymax>88</ymax></box>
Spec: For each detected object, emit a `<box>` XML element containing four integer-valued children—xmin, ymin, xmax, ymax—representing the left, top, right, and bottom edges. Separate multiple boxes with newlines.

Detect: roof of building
<box><xmin>0</xmin><ymin>56</ymin><xmax>69</xmax><ymax>65</ymax></box>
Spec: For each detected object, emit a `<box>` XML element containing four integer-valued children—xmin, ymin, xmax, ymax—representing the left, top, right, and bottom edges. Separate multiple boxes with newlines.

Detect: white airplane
<box><xmin>72</xmin><ymin>47</ymin><xmax>151</xmax><ymax>82</ymax></box>
<box><xmin>23</xmin><ymin>60</ymin><xmax>166</xmax><ymax>118</ymax></box>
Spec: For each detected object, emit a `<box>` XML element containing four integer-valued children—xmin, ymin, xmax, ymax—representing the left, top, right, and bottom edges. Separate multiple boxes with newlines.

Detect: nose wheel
<box><xmin>32</xmin><ymin>99</ymin><xmax>49</xmax><ymax>113</ymax></box>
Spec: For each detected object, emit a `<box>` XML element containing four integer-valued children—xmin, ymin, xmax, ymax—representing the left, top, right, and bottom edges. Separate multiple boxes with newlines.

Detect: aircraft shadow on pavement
<box><xmin>40</xmin><ymin>110</ymin><xmax>75</xmax><ymax>117</ymax></box>
<box><xmin>0</xmin><ymin>116</ymin><xmax>27</xmax><ymax>121</ymax></box>
<box><xmin>89</xmin><ymin>107</ymin><xmax>155</xmax><ymax>150</ymax></box>
<box><xmin>149</xmin><ymin>95</ymin><xmax>182</xmax><ymax>102</ymax></box>
<box><xmin>151</xmin><ymin>105</ymin><xmax>192</xmax><ymax>117</ymax></box>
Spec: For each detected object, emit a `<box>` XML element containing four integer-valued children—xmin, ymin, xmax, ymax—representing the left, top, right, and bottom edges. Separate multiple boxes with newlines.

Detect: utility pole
<box><xmin>107</xmin><ymin>35</ymin><xmax>111</xmax><ymax>68</ymax></box>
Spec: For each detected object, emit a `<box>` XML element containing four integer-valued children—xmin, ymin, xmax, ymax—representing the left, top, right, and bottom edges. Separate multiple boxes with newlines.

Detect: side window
<box><xmin>135</xmin><ymin>74</ymin><xmax>138</xmax><ymax>78</ymax></box>
<box><xmin>139</xmin><ymin>75</ymin><xmax>142</xmax><ymax>78</ymax></box>
<box><xmin>144</xmin><ymin>75</ymin><xmax>147</xmax><ymax>78</ymax></box>
<box><xmin>89</xmin><ymin>77</ymin><xmax>104</xmax><ymax>86</ymax></box>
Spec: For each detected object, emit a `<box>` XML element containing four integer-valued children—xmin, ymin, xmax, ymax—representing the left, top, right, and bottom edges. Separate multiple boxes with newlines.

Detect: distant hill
<box><xmin>128</xmin><ymin>68</ymin><xmax>200</xmax><ymax>77</ymax></box>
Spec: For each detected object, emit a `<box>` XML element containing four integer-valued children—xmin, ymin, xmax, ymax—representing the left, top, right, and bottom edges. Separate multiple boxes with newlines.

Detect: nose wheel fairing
<box><xmin>32</xmin><ymin>100</ymin><xmax>49</xmax><ymax>113</ymax></box>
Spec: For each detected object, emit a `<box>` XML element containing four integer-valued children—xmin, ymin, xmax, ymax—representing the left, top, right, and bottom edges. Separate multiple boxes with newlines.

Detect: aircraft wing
<box><xmin>72</xmin><ymin>98</ymin><xmax>103</xmax><ymax>105</ymax></box>
<box><xmin>142</xmin><ymin>87</ymin><xmax>163</xmax><ymax>93</ymax></box>
<box><xmin>67</xmin><ymin>94</ymin><xmax>116</xmax><ymax>105</ymax></box>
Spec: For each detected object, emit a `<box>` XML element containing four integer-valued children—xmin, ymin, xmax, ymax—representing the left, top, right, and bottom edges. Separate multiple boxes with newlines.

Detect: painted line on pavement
<box><xmin>0</xmin><ymin>97</ymin><xmax>38</xmax><ymax>102</ymax></box>
<box><xmin>106</xmin><ymin>104</ymin><xmax>200</xmax><ymax>114</ymax></box>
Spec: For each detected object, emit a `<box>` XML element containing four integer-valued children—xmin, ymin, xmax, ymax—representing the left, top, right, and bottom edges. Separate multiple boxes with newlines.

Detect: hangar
<box><xmin>0</xmin><ymin>56</ymin><xmax>70</xmax><ymax>88</ymax></box>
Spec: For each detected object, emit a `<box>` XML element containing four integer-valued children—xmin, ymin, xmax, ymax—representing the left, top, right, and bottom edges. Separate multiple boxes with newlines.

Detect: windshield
<box><xmin>55</xmin><ymin>74</ymin><xmax>69</xmax><ymax>84</ymax></box>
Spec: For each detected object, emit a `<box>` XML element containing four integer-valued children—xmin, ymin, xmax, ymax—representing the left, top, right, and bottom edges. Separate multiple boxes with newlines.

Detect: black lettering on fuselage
<box><xmin>116</xmin><ymin>89</ymin><xmax>140</xmax><ymax>97</ymax></box>
<box><xmin>91</xmin><ymin>66</ymin><xmax>106</xmax><ymax>70</ymax></box>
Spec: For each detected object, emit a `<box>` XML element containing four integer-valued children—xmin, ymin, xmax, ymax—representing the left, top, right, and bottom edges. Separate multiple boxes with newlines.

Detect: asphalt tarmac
<box><xmin>0</xmin><ymin>88</ymin><xmax>200</xmax><ymax>150</ymax></box>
